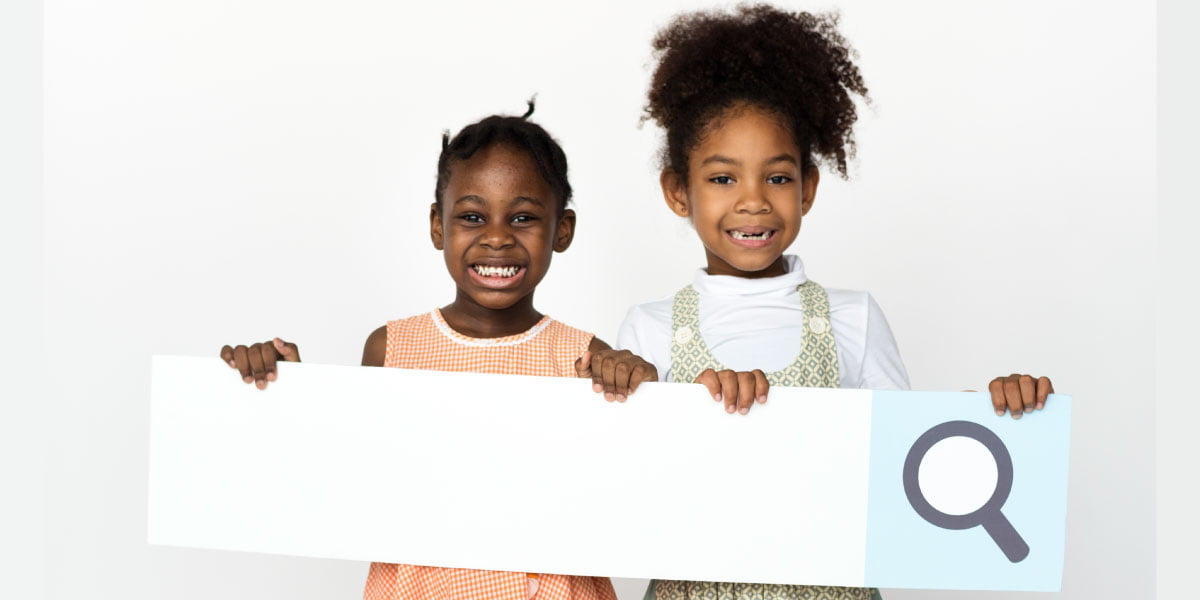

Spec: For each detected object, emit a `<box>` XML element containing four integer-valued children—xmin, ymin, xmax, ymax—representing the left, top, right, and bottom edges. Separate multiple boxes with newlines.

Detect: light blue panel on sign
<box><xmin>864</xmin><ymin>392</ymin><xmax>1071</xmax><ymax>591</ymax></box>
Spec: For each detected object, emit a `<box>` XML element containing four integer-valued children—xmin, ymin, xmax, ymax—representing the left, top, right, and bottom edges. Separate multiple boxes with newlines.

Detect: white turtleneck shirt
<box><xmin>616</xmin><ymin>256</ymin><xmax>910</xmax><ymax>390</ymax></box>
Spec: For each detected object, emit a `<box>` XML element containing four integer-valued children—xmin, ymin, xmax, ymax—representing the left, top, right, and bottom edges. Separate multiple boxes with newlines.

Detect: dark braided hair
<box><xmin>644</xmin><ymin>3</ymin><xmax>870</xmax><ymax>181</ymax></box>
<box><xmin>435</xmin><ymin>99</ymin><xmax>572</xmax><ymax>212</ymax></box>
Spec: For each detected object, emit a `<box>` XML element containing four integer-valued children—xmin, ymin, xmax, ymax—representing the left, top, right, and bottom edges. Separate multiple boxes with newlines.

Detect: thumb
<box><xmin>574</xmin><ymin>350</ymin><xmax>592</xmax><ymax>378</ymax></box>
<box><xmin>273</xmin><ymin>338</ymin><xmax>301</xmax><ymax>362</ymax></box>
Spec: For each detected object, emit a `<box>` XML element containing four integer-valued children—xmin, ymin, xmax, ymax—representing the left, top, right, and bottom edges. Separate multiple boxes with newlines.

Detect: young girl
<box><xmin>618</xmin><ymin>5</ymin><xmax>1054</xmax><ymax>599</ymax></box>
<box><xmin>220</xmin><ymin>103</ymin><xmax>656</xmax><ymax>600</ymax></box>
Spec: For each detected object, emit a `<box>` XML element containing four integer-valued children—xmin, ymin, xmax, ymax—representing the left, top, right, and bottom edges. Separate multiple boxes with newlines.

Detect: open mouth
<box><xmin>726</xmin><ymin>228</ymin><xmax>777</xmax><ymax>246</ymax></box>
<box><xmin>469</xmin><ymin>264</ymin><xmax>526</xmax><ymax>288</ymax></box>
<box><xmin>472</xmin><ymin>264</ymin><xmax>521</xmax><ymax>278</ymax></box>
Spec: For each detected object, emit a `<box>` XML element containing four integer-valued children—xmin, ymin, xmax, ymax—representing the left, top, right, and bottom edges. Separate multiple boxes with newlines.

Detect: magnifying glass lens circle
<box><xmin>917</xmin><ymin>436</ymin><xmax>999</xmax><ymax>516</ymax></box>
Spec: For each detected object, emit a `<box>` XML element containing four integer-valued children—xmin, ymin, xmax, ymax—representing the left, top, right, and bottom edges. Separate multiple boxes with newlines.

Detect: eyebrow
<box><xmin>452</xmin><ymin>195</ymin><xmax>544</xmax><ymax>207</ymax></box>
<box><xmin>699</xmin><ymin>154</ymin><xmax>799</xmax><ymax>167</ymax></box>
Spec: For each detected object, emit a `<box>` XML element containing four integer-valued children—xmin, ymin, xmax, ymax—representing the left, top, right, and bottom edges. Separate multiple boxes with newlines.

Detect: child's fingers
<box><xmin>1018</xmin><ymin>374</ymin><xmax>1036</xmax><ymax>413</ymax></box>
<box><xmin>753</xmin><ymin>369</ymin><xmax>769</xmax><ymax>404</ymax></box>
<box><xmin>735</xmin><ymin>371</ymin><xmax>756</xmax><ymax>414</ymax></box>
<box><xmin>1002</xmin><ymin>375</ymin><xmax>1023</xmax><ymax>419</ymax></box>
<box><xmin>613</xmin><ymin>360</ymin><xmax>632</xmax><ymax>401</ymax></box>
<box><xmin>628</xmin><ymin>363</ymin><xmax>658</xmax><ymax>395</ymax></box>
<box><xmin>601</xmin><ymin>353</ymin><xmax>620</xmax><ymax>401</ymax></box>
<box><xmin>695</xmin><ymin>369</ymin><xmax>721</xmax><ymax>403</ymax></box>
<box><xmin>232</xmin><ymin>345</ymin><xmax>253</xmax><ymax>383</ymax></box>
<box><xmin>220</xmin><ymin>345</ymin><xmax>236</xmax><ymax>367</ymax></box>
<box><xmin>274</xmin><ymin>338</ymin><xmax>301</xmax><ymax>362</ymax></box>
<box><xmin>574</xmin><ymin>350</ymin><xmax>593</xmax><ymax>379</ymax></box>
<box><xmin>1036</xmin><ymin>376</ymin><xmax>1053</xmax><ymax>410</ymax></box>
<box><xmin>261</xmin><ymin>343</ymin><xmax>278</xmax><ymax>385</ymax></box>
<box><xmin>718</xmin><ymin>369</ymin><xmax>739</xmax><ymax>414</ymax></box>
<box><xmin>988</xmin><ymin>378</ymin><xmax>1006</xmax><ymax>416</ymax></box>
<box><xmin>247</xmin><ymin>344</ymin><xmax>268</xmax><ymax>389</ymax></box>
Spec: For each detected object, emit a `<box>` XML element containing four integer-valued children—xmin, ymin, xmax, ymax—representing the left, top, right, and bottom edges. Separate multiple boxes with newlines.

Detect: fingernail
<box><xmin>1024</xmin><ymin>407</ymin><xmax>1033</xmax><ymax>413</ymax></box>
<box><xmin>256</xmin><ymin>380</ymin><xmax>265</xmax><ymax>390</ymax></box>
<box><xmin>714</xmin><ymin>393</ymin><xmax>722</xmax><ymax>403</ymax></box>
<box><xmin>726</xmin><ymin>405</ymin><xmax>735</xmax><ymax>413</ymax></box>
<box><xmin>228</xmin><ymin>361</ymin><xmax>235</xmax><ymax>367</ymax></box>
<box><xmin>616</xmin><ymin>395</ymin><xmax>626</xmax><ymax>403</ymax></box>
<box><xmin>995</xmin><ymin>410</ymin><xmax>1005</xmax><ymax>416</ymax></box>
<box><xmin>593</xmin><ymin>383</ymin><xmax>602</xmax><ymax>393</ymax></box>
<box><xmin>1036</xmin><ymin>402</ymin><xmax>1044</xmax><ymax>410</ymax></box>
<box><xmin>267</xmin><ymin>372</ymin><xmax>276</xmax><ymax>381</ymax></box>
<box><xmin>757</xmin><ymin>396</ymin><xmax>766</xmax><ymax>404</ymax></box>
<box><xmin>244</xmin><ymin>377</ymin><xmax>252</xmax><ymax>383</ymax></box>
<box><xmin>1011</xmin><ymin>412</ymin><xmax>1022</xmax><ymax>420</ymax></box>
<box><xmin>739</xmin><ymin>408</ymin><xmax>749</xmax><ymax>415</ymax></box>
<box><xmin>604</xmin><ymin>393</ymin><xmax>613</xmax><ymax>402</ymax></box>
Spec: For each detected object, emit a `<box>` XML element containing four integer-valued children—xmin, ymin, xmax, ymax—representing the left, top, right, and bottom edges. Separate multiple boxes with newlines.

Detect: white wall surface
<box><xmin>41</xmin><ymin>1</ymin><xmax>1154</xmax><ymax>599</ymax></box>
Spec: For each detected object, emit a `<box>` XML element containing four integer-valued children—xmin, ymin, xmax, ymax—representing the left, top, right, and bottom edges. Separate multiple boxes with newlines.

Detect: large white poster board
<box><xmin>148</xmin><ymin>356</ymin><xmax>1070</xmax><ymax>591</ymax></box>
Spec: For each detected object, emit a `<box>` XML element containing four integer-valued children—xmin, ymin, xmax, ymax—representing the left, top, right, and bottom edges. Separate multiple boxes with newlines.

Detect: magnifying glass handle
<box><xmin>982</xmin><ymin>512</ymin><xmax>1030</xmax><ymax>563</ymax></box>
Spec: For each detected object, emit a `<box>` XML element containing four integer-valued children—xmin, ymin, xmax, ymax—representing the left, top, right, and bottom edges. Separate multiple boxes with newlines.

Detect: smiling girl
<box><xmin>618</xmin><ymin>5</ymin><xmax>1054</xmax><ymax>600</ymax></box>
<box><xmin>220</xmin><ymin>103</ymin><xmax>655</xmax><ymax>600</ymax></box>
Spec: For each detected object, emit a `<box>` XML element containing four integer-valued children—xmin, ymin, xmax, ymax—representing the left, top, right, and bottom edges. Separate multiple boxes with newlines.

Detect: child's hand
<box><xmin>219</xmin><ymin>337</ymin><xmax>301</xmax><ymax>390</ymax></box>
<box><xmin>574</xmin><ymin>349</ymin><xmax>658</xmax><ymax>402</ymax></box>
<box><xmin>695</xmin><ymin>369</ymin><xmax>769</xmax><ymax>415</ymax></box>
<box><xmin>987</xmin><ymin>374</ymin><xmax>1054</xmax><ymax>419</ymax></box>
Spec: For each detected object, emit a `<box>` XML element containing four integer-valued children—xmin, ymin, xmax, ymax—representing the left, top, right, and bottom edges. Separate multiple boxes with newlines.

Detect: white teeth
<box><xmin>731</xmin><ymin>231</ymin><xmax>770</xmax><ymax>240</ymax></box>
<box><xmin>474</xmin><ymin>265</ymin><xmax>519</xmax><ymax>278</ymax></box>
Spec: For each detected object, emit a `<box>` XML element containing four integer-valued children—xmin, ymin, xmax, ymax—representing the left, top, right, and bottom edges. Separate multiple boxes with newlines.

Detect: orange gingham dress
<box><xmin>362</xmin><ymin>309</ymin><xmax>618</xmax><ymax>600</ymax></box>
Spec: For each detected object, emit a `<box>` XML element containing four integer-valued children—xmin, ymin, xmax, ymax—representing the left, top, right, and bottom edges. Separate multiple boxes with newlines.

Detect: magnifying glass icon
<box><xmin>902</xmin><ymin>420</ymin><xmax>1029</xmax><ymax>563</ymax></box>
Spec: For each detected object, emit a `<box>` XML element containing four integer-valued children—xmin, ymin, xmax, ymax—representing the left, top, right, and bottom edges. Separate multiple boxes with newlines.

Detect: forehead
<box><xmin>445</xmin><ymin>144</ymin><xmax>553</xmax><ymax>201</ymax></box>
<box><xmin>693</xmin><ymin>106</ymin><xmax>799</xmax><ymax>162</ymax></box>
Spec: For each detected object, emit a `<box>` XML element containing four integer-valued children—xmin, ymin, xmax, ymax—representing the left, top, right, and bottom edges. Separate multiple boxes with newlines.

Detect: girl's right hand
<box><xmin>219</xmin><ymin>338</ymin><xmax>301</xmax><ymax>390</ymax></box>
<box><xmin>695</xmin><ymin>368</ymin><xmax>769</xmax><ymax>415</ymax></box>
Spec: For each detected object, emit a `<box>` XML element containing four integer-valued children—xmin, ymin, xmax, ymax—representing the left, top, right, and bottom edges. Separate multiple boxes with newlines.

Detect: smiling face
<box><xmin>662</xmin><ymin>103</ymin><xmax>819</xmax><ymax>278</ymax></box>
<box><xmin>431</xmin><ymin>143</ymin><xmax>574</xmax><ymax>318</ymax></box>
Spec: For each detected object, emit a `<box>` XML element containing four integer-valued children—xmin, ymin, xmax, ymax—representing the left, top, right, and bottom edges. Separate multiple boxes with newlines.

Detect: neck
<box><xmin>704</xmin><ymin>251</ymin><xmax>790</xmax><ymax>279</ymax></box>
<box><xmin>439</xmin><ymin>291</ymin><xmax>544</xmax><ymax>338</ymax></box>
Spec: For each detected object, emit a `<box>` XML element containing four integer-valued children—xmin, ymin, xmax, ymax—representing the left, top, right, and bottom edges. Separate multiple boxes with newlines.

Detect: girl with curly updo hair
<box><xmin>616</xmin><ymin>5</ymin><xmax>1056</xmax><ymax>599</ymax></box>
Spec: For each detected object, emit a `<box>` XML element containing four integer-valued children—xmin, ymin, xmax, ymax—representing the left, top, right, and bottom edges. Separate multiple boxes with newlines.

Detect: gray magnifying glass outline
<box><xmin>902</xmin><ymin>420</ymin><xmax>1030</xmax><ymax>563</ymax></box>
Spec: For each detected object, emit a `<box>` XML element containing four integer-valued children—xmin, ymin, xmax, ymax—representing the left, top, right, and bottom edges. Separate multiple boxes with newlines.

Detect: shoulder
<box><xmin>365</xmin><ymin>312</ymin><xmax>438</xmax><ymax>367</ymax></box>
<box><xmin>540</xmin><ymin>317</ymin><xmax>596</xmax><ymax>349</ymax></box>
<box><xmin>362</xmin><ymin>325</ymin><xmax>388</xmax><ymax>367</ymax></box>
<box><xmin>620</xmin><ymin>293</ymin><xmax>676</xmax><ymax>329</ymax></box>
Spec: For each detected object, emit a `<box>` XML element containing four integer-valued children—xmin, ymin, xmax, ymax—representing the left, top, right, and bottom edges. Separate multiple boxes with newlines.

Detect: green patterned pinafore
<box><xmin>646</xmin><ymin>281</ymin><xmax>882</xmax><ymax>600</ymax></box>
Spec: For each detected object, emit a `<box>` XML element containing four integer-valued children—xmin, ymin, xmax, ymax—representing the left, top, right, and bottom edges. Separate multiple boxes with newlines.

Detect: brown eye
<box><xmin>767</xmin><ymin>175</ymin><xmax>793</xmax><ymax>184</ymax></box>
<box><xmin>709</xmin><ymin>175</ymin><xmax>735</xmax><ymax>185</ymax></box>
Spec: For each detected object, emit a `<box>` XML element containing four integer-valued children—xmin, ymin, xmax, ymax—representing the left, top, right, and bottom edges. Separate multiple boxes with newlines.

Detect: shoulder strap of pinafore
<box><xmin>668</xmin><ymin>281</ymin><xmax>840</xmax><ymax>388</ymax></box>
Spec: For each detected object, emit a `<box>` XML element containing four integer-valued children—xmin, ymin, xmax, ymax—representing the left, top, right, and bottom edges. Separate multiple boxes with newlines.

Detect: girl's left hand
<box><xmin>575</xmin><ymin>349</ymin><xmax>659</xmax><ymax>403</ymax></box>
<box><xmin>987</xmin><ymin>374</ymin><xmax>1054</xmax><ymax>419</ymax></box>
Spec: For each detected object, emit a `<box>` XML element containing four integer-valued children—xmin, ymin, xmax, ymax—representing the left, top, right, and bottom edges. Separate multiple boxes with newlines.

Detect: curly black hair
<box><xmin>435</xmin><ymin>99</ymin><xmax>572</xmax><ymax>212</ymax></box>
<box><xmin>644</xmin><ymin>3</ymin><xmax>869</xmax><ymax>180</ymax></box>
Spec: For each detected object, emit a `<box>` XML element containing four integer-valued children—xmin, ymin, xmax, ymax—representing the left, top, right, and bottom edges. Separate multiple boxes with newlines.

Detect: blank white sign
<box><xmin>148</xmin><ymin>356</ymin><xmax>872</xmax><ymax>586</ymax></box>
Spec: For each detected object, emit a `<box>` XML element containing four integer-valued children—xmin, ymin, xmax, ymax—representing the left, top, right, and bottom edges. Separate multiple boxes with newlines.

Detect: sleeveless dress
<box><xmin>647</xmin><ymin>282</ymin><xmax>881</xmax><ymax>600</ymax></box>
<box><xmin>362</xmin><ymin>309</ymin><xmax>618</xmax><ymax>600</ymax></box>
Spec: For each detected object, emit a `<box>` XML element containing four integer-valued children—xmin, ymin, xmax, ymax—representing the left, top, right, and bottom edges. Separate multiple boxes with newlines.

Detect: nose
<box><xmin>479</xmin><ymin>222</ymin><xmax>516</xmax><ymax>250</ymax></box>
<box><xmin>734</xmin><ymin>181</ymin><xmax>771</xmax><ymax>214</ymax></box>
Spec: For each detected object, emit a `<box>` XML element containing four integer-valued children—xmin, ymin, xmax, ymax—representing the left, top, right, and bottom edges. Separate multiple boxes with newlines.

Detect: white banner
<box><xmin>148</xmin><ymin>356</ymin><xmax>1070</xmax><ymax>591</ymax></box>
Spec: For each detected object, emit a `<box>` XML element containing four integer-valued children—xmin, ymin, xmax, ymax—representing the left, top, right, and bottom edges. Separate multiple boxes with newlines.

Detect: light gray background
<box><xmin>35</xmin><ymin>0</ymin><xmax>1155</xmax><ymax>598</ymax></box>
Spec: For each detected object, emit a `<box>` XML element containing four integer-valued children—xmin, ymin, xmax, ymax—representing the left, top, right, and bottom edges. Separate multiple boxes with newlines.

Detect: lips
<box><xmin>726</xmin><ymin>227</ymin><xmax>777</xmax><ymax>248</ymax></box>
<box><xmin>468</xmin><ymin>262</ymin><xmax>527</xmax><ymax>289</ymax></box>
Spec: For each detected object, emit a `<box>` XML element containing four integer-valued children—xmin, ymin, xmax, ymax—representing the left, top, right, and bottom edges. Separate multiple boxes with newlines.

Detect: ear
<box><xmin>800</xmin><ymin>165</ymin><xmax>820</xmax><ymax>216</ymax></box>
<box><xmin>553</xmin><ymin>208</ymin><xmax>576</xmax><ymax>253</ymax></box>
<box><xmin>429</xmin><ymin>202</ymin><xmax>445</xmax><ymax>250</ymax></box>
<box><xmin>660</xmin><ymin>168</ymin><xmax>690</xmax><ymax>218</ymax></box>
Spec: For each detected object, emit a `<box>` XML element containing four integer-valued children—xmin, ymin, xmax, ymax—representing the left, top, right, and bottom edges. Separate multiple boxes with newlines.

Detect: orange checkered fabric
<box><xmin>362</xmin><ymin>309</ymin><xmax>615</xmax><ymax>600</ymax></box>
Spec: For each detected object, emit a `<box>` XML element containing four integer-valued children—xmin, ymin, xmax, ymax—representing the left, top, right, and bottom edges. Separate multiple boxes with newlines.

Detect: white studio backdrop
<box><xmin>42</xmin><ymin>1</ymin><xmax>1154</xmax><ymax>599</ymax></box>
